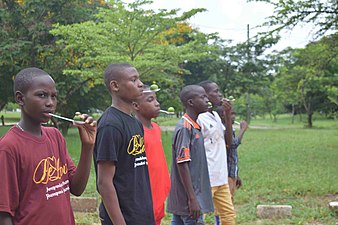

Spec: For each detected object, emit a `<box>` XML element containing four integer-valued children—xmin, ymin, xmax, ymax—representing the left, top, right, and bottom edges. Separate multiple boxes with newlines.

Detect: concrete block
<box><xmin>257</xmin><ymin>204</ymin><xmax>292</xmax><ymax>219</ymax></box>
<box><xmin>329</xmin><ymin>201</ymin><xmax>338</xmax><ymax>211</ymax></box>
<box><xmin>329</xmin><ymin>201</ymin><xmax>338</xmax><ymax>218</ymax></box>
<box><xmin>71</xmin><ymin>197</ymin><xmax>97</xmax><ymax>212</ymax></box>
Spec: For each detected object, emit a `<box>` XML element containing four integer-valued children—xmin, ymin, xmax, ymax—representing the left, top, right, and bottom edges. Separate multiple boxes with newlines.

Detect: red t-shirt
<box><xmin>0</xmin><ymin>126</ymin><xmax>76</xmax><ymax>225</ymax></box>
<box><xmin>144</xmin><ymin>122</ymin><xmax>171</xmax><ymax>223</ymax></box>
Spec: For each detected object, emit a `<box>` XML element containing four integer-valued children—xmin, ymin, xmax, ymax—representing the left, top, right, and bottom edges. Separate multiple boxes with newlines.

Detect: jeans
<box><xmin>171</xmin><ymin>214</ymin><xmax>204</xmax><ymax>225</ymax></box>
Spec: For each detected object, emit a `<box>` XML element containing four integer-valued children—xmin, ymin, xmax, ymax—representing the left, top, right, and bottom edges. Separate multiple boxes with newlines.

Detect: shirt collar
<box><xmin>183</xmin><ymin>113</ymin><xmax>201</xmax><ymax>129</ymax></box>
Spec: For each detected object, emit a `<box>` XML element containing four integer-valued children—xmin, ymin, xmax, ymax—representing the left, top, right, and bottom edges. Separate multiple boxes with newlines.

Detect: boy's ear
<box><xmin>109</xmin><ymin>80</ymin><xmax>119</xmax><ymax>92</ymax></box>
<box><xmin>132</xmin><ymin>101</ymin><xmax>139</xmax><ymax>111</ymax></box>
<box><xmin>15</xmin><ymin>91</ymin><xmax>24</xmax><ymax>106</ymax></box>
<box><xmin>187</xmin><ymin>99</ymin><xmax>193</xmax><ymax>106</ymax></box>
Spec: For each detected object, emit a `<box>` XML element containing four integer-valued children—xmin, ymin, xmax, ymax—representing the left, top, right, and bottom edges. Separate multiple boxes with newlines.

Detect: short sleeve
<box><xmin>0</xmin><ymin>150</ymin><xmax>19</xmax><ymax>216</ymax></box>
<box><xmin>173</xmin><ymin>128</ymin><xmax>192</xmax><ymax>164</ymax></box>
<box><xmin>95</xmin><ymin>125</ymin><xmax>123</xmax><ymax>162</ymax></box>
<box><xmin>197</xmin><ymin>115</ymin><xmax>207</xmax><ymax>137</ymax></box>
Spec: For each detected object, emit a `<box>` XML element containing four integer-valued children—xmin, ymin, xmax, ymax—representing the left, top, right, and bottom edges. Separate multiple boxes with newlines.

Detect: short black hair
<box><xmin>103</xmin><ymin>63</ymin><xmax>133</xmax><ymax>93</ymax></box>
<box><xmin>14</xmin><ymin>67</ymin><xmax>50</xmax><ymax>94</ymax></box>
<box><xmin>180</xmin><ymin>85</ymin><xmax>202</xmax><ymax>107</ymax></box>
<box><xmin>198</xmin><ymin>80</ymin><xmax>215</xmax><ymax>92</ymax></box>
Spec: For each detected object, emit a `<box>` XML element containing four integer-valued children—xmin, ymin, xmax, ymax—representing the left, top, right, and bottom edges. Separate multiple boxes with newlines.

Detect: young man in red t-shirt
<box><xmin>133</xmin><ymin>85</ymin><xmax>171</xmax><ymax>225</ymax></box>
<box><xmin>0</xmin><ymin>67</ymin><xmax>96</xmax><ymax>225</ymax></box>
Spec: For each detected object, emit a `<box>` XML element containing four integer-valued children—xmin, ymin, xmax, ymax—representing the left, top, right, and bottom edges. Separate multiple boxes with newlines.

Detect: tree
<box><xmin>50</xmin><ymin>0</ymin><xmax>209</xmax><ymax>111</ymax></box>
<box><xmin>0</xmin><ymin>0</ymin><xmax>108</xmax><ymax>135</ymax></box>
<box><xmin>0</xmin><ymin>0</ymin><xmax>105</xmax><ymax>111</ymax></box>
<box><xmin>218</xmin><ymin>34</ymin><xmax>279</xmax><ymax>122</ymax></box>
<box><xmin>249</xmin><ymin>0</ymin><xmax>338</xmax><ymax>39</ymax></box>
<box><xmin>273</xmin><ymin>34</ymin><xmax>338</xmax><ymax>127</ymax></box>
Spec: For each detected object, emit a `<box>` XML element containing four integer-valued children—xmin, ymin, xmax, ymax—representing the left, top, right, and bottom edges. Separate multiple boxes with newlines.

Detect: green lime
<box><xmin>228</xmin><ymin>96</ymin><xmax>235</xmax><ymax>101</ymax></box>
<box><xmin>150</xmin><ymin>83</ymin><xmax>159</xmax><ymax>91</ymax></box>
<box><xmin>167</xmin><ymin>107</ymin><xmax>175</xmax><ymax>113</ymax></box>
<box><xmin>73</xmin><ymin>115</ymin><xmax>81</xmax><ymax>121</ymax></box>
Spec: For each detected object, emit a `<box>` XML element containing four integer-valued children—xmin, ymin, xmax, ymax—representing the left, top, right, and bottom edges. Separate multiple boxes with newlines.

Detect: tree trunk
<box><xmin>307</xmin><ymin>112</ymin><xmax>313</xmax><ymax>128</ymax></box>
<box><xmin>245</xmin><ymin>92</ymin><xmax>251</xmax><ymax>123</ymax></box>
<box><xmin>291</xmin><ymin>104</ymin><xmax>295</xmax><ymax>124</ymax></box>
<box><xmin>0</xmin><ymin>102</ymin><xmax>5</xmax><ymax>112</ymax></box>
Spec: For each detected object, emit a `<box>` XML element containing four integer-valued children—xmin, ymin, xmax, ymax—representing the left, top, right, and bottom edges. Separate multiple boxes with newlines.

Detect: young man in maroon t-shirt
<box><xmin>0</xmin><ymin>67</ymin><xmax>96</xmax><ymax>225</ymax></box>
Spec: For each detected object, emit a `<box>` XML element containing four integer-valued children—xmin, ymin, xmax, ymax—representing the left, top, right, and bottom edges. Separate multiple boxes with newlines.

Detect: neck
<box><xmin>135</xmin><ymin>114</ymin><xmax>152</xmax><ymax>129</ymax></box>
<box><xmin>111</xmin><ymin>98</ymin><xmax>133</xmax><ymax>115</ymax></box>
<box><xmin>17</xmin><ymin>118</ymin><xmax>42</xmax><ymax>137</ymax></box>
<box><xmin>185</xmin><ymin>109</ymin><xmax>198</xmax><ymax>122</ymax></box>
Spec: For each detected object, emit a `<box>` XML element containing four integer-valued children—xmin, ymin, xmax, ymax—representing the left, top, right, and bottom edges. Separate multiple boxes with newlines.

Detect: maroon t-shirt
<box><xmin>0</xmin><ymin>126</ymin><xmax>76</xmax><ymax>225</ymax></box>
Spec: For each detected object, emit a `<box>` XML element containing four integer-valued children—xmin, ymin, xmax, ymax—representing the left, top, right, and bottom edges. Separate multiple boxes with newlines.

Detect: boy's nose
<box><xmin>46</xmin><ymin>97</ymin><xmax>56</xmax><ymax>107</ymax></box>
<box><xmin>138</xmin><ymin>80</ymin><xmax>144</xmax><ymax>88</ymax></box>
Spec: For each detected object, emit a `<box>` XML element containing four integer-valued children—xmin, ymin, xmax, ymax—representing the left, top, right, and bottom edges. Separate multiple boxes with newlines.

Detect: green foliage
<box><xmin>249</xmin><ymin>0</ymin><xmax>338</xmax><ymax>39</ymax></box>
<box><xmin>272</xmin><ymin>34</ymin><xmax>338</xmax><ymax>127</ymax></box>
<box><xmin>3</xmin><ymin>102</ymin><xmax>19</xmax><ymax>112</ymax></box>
<box><xmin>50</xmin><ymin>0</ymin><xmax>212</xmax><ymax>109</ymax></box>
<box><xmin>0</xmin><ymin>0</ymin><xmax>106</xmax><ymax>133</ymax></box>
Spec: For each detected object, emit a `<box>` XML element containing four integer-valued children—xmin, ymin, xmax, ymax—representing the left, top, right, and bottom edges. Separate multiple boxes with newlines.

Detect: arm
<box><xmin>70</xmin><ymin>114</ymin><xmax>97</xmax><ymax>196</ymax></box>
<box><xmin>231</xmin><ymin>121</ymin><xmax>248</xmax><ymax>149</ymax></box>
<box><xmin>0</xmin><ymin>212</ymin><xmax>12</xmax><ymax>225</ymax></box>
<box><xmin>236</xmin><ymin>121</ymin><xmax>248</xmax><ymax>143</ymax></box>
<box><xmin>222</xmin><ymin>101</ymin><xmax>233</xmax><ymax>148</ymax></box>
<box><xmin>177</xmin><ymin>162</ymin><xmax>201</xmax><ymax>219</ymax></box>
<box><xmin>97</xmin><ymin>161</ymin><xmax>126</xmax><ymax>225</ymax></box>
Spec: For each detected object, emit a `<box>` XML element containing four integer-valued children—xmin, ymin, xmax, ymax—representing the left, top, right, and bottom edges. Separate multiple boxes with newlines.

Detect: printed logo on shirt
<box><xmin>127</xmin><ymin>134</ymin><xmax>145</xmax><ymax>156</ymax></box>
<box><xmin>45</xmin><ymin>180</ymin><xmax>70</xmax><ymax>200</ymax></box>
<box><xmin>127</xmin><ymin>134</ymin><xmax>148</xmax><ymax>168</ymax></box>
<box><xmin>33</xmin><ymin>156</ymin><xmax>68</xmax><ymax>185</ymax></box>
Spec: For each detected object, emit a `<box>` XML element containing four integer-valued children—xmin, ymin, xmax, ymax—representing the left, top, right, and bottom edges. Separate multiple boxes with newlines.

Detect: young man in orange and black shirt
<box><xmin>166</xmin><ymin>85</ymin><xmax>214</xmax><ymax>225</ymax></box>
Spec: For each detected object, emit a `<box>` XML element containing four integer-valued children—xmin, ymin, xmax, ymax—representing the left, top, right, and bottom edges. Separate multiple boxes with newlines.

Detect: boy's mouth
<box><xmin>43</xmin><ymin>111</ymin><xmax>54</xmax><ymax>118</ymax></box>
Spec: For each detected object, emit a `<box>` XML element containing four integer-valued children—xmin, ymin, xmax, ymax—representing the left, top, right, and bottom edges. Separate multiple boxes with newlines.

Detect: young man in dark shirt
<box><xmin>93</xmin><ymin>63</ymin><xmax>155</xmax><ymax>225</ymax></box>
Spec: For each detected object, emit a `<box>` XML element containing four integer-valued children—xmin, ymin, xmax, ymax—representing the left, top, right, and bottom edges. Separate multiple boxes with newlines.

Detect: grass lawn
<box><xmin>0</xmin><ymin>111</ymin><xmax>21</xmax><ymax>124</ymax></box>
<box><xmin>0</xmin><ymin>114</ymin><xmax>337</xmax><ymax>224</ymax></box>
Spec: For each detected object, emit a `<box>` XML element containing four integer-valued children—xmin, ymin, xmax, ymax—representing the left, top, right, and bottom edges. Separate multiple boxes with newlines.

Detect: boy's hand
<box><xmin>240</xmin><ymin>121</ymin><xmax>248</xmax><ymax>131</ymax></box>
<box><xmin>236</xmin><ymin>176</ymin><xmax>242</xmax><ymax>189</ymax></box>
<box><xmin>222</xmin><ymin>99</ymin><xmax>232</xmax><ymax>113</ymax></box>
<box><xmin>73</xmin><ymin>112</ymin><xmax>97</xmax><ymax>147</ymax></box>
<box><xmin>188</xmin><ymin>198</ymin><xmax>201</xmax><ymax>219</ymax></box>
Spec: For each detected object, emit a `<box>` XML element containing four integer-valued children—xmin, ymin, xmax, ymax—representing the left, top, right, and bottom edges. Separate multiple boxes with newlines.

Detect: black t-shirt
<box><xmin>94</xmin><ymin>106</ymin><xmax>155</xmax><ymax>225</ymax></box>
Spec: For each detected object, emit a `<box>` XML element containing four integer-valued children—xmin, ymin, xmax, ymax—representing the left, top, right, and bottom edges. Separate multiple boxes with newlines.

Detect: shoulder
<box><xmin>197</xmin><ymin>112</ymin><xmax>209</xmax><ymax>122</ymax></box>
<box><xmin>42</xmin><ymin>125</ymin><xmax>61</xmax><ymax>133</ymax></box>
<box><xmin>151</xmin><ymin>122</ymin><xmax>161</xmax><ymax>131</ymax></box>
<box><xmin>97</xmin><ymin>108</ymin><xmax>122</xmax><ymax>130</ymax></box>
<box><xmin>197</xmin><ymin>112</ymin><xmax>210</xmax><ymax>128</ymax></box>
<box><xmin>0</xmin><ymin>127</ymin><xmax>18</xmax><ymax>149</ymax></box>
<box><xmin>174</xmin><ymin>118</ymin><xmax>184</xmax><ymax>130</ymax></box>
<box><xmin>212</xmin><ymin>111</ymin><xmax>222</xmax><ymax>121</ymax></box>
<box><xmin>98</xmin><ymin>107</ymin><xmax>137</xmax><ymax>128</ymax></box>
<box><xmin>174</xmin><ymin>119</ymin><xmax>192</xmax><ymax>137</ymax></box>
<box><xmin>42</xmin><ymin>126</ymin><xmax>63</xmax><ymax>139</ymax></box>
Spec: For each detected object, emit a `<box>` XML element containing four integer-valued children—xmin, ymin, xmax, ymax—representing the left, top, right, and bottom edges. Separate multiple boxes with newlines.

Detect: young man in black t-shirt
<box><xmin>93</xmin><ymin>63</ymin><xmax>155</xmax><ymax>225</ymax></box>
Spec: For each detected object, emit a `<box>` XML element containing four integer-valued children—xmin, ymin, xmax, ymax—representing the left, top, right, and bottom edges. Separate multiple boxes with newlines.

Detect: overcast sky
<box><xmin>125</xmin><ymin>0</ymin><xmax>317</xmax><ymax>51</ymax></box>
